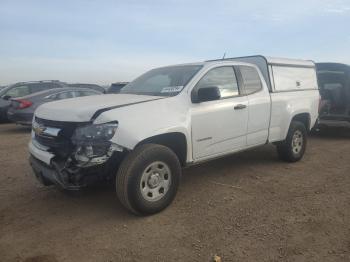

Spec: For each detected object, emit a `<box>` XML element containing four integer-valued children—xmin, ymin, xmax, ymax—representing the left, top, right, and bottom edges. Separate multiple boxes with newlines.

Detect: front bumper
<box><xmin>29</xmin><ymin>139</ymin><xmax>54</xmax><ymax>165</ymax></box>
<box><xmin>29</xmin><ymin>140</ymin><xmax>125</xmax><ymax>190</ymax></box>
<box><xmin>29</xmin><ymin>153</ymin><xmax>123</xmax><ymax>190</ymax></box>
<box><xmin>30</xmin><ymin>155</ymin><xmax>78</xmax><ymax>189</ymax></box>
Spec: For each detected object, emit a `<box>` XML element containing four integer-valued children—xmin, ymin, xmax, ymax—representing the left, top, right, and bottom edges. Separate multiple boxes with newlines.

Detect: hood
<box><xmin>35</xmin><ymin>94</ymin><xmax>162</xmax><ymax>122</ymax></box>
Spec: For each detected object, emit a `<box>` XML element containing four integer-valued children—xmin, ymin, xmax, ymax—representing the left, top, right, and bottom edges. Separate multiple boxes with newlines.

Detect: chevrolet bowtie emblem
<box><xmin>32</xmin><ymin>121</ymin><xmax>61</xmax><ymax>137</ymax></box>
<box><xmin>33</xmin><ymin>123</ymin><xmax>46</xmax><ymax>135</ymax></box>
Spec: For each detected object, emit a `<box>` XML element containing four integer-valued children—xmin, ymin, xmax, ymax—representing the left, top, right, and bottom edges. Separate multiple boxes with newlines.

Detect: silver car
<box><xmin>7</xmin><ymin>87</ymin><xmax>102</xmax><ymax>126</ymax></box>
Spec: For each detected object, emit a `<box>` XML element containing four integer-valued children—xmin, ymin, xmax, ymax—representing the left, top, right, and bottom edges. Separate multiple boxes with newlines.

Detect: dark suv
<box><xmin>316</xmin><ymin>63</ymin><xmax>350</xmax><ymax>128</ymax></box>
<box><xmin>0</xmin><ymin>80</ymin><xmax>66</xmax><ymax>122</ymax></box>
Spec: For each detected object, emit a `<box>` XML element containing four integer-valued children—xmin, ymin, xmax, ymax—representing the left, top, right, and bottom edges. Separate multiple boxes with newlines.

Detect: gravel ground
<box><xmin>0</xmin><ymin>123</ymin><xmax>349</xmax><ymax>262</ymax></box>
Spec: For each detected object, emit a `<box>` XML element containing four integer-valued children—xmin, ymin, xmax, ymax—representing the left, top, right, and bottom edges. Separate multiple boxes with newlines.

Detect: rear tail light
<box><xmin>14</xmin><ymin>99</ymin><xmax>33</xmax><ymax>109</ymax></box>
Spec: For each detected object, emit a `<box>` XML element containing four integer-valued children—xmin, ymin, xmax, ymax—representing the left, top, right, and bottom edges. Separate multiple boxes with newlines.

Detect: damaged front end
<box><xmin>29</xmin><ymin>117</ymin><xmax>126</xmax><ymax>190</ymax></box>
<box><xmin>71</xmin><ymin>121</ymin><xmax>122</xmax><ymax>167</ymax></box>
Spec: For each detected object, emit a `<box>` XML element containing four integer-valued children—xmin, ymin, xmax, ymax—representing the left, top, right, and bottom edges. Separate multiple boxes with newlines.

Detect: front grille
<box><xmin>35</xmin><ymin>134</ymin><xmax>71</xmax><ymax>149</ymax></box>
<box><xmin>34</xmin><ymin>117</ymin><xmax>89</xmax><ymax>157</ymax></box>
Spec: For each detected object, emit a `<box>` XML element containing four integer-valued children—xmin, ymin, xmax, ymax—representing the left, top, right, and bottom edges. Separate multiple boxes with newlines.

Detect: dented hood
<box><xmin>35</xmin><ymin>94</ymin><xmax>161</xmax><ymax>122</ymax></box>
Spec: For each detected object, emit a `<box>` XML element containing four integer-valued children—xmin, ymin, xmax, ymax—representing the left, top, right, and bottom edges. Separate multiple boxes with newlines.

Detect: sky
<box><xmin>0</xmin><ymin>0</ymin><xmax>349</xmax><ymax>85</ymax></box>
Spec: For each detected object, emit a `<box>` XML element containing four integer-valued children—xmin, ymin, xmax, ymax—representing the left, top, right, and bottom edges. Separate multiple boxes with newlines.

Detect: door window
<box><xmin>195</xmin><ymin>67</ymin><xmax>239</xmax><ymax>98</ymax></box>
<box><xmin>239</xmin><ymin>66</ymin><xmax>262</xmax><ymax>95</ymax></box>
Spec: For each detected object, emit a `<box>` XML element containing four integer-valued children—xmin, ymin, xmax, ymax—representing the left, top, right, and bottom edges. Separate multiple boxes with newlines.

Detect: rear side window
<box><xmin>195</xmin><ymin>67</ymin><xmax>239</xmax><ymax>98</ymax></box>
<box><xmin>56</xmin><ymin>91</ymin><xmax>74</xmax><ymax>100</ymax></box>
<box><xmin>75</xmin><ymin>91</ymin><xmax>99</xmax><ymax>97</ymax></box>
<box><xmin>5</xmin><ymin>85</ymin><xmax>31</xmax><ymax>97</ymax></box>
<box><xmin>239</xmin><ymin>66</ymin><xmax>262</xmax><ymax>95</ymax></box>
<box><xmin>30</xmin><ymin>83</ymin><xmax>62</xmax><ymax>93</ymax></box>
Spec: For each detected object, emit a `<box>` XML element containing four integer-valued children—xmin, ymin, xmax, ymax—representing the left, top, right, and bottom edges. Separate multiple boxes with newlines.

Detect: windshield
<box><xmin>120</xmin><ymin>65</ymin><xmax>203</xmax><ymax>96</ymax></box>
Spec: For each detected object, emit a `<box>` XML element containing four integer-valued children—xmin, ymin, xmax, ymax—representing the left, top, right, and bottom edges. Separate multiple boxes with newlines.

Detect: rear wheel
<box><xmin>116</xmin><ymin>144</ymin><xmax>181</xmax><ymax>215</ymax></box>
<box><xmin>276</xmin><ymin>121</ymin><xmax>307</xmax><ymax>162</ymax></box>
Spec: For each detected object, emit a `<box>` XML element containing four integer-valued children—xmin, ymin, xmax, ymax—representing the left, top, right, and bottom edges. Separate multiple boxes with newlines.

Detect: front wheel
<box><xmin>116</xmin><ymin>144</ymin><xmax>181</xmax><ymax>215</ymax></box>
<box><xmin>276</xmin><ymin>121</ymin><xmax>307</xmax><ymax>162</ymax></box>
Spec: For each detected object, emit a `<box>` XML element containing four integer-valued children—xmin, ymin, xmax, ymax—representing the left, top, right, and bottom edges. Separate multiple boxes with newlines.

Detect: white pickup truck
<box><xmin>29</xmin><ymin>56</ymin><xmax>319</xmax><ymax>215</ymax></box>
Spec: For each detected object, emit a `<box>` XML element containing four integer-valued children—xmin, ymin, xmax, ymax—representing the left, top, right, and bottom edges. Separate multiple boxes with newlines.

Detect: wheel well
<box><xmin>136</xmin><ymin>133</ymin><xmax>187</xmax><ymax>166</ymax></box>
<box><xmin>291</xmin><ymin>113</ymin><xmax>311</xmax><ymax>131</ymax></box>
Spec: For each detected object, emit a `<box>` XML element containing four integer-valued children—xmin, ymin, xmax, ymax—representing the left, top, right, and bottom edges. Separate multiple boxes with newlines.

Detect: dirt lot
<box><xmin>0</xmin><ymin>123</ymin><xmax>349</xmax><ymax>262</ymax></box>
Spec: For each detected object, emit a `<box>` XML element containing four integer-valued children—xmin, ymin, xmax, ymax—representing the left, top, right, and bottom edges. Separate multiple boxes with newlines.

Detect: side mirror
<box><xmin>2</xmin><ymin>95</ymin><xmax>11</xmax><ymax>100</ymax></box>
<box><xmin>192</xmin><ymin>86</ymin><xmax>221</xmax><ymax>103</ymax></box>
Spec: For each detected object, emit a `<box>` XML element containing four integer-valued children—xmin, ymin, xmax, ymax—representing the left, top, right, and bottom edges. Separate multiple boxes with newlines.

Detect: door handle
<box><xmin>234</xmin><ymin>104</ymin><xmax>247</xmax><ymax>110</ymax></box>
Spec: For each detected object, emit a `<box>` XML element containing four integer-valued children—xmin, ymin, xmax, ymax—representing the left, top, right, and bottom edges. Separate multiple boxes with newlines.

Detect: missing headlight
<box><xmin>69</xmin><ymin>122</ymin><xmax>123</xmax><ymax>167</ymax></box>
<box><xmin>73</xmin><ymin>143</ymin><xmax>124</xmax><ymax>167</ymax></box>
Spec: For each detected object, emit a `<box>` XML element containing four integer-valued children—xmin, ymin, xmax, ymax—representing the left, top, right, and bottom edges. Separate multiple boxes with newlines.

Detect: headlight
<box><xmin>72</xmin><ymin>122</ymin><xmax>118</xmax><ymax>144</ymax></box>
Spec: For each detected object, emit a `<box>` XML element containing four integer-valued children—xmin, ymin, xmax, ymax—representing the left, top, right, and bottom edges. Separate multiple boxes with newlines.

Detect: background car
<box><xmin>0</xmin><ymin>80</ymin><xmax>67</xmax><ymax>122</ymax></box>
<box><xmin>106</xmin><ymin>82</ymin><xmax>129</xmax><ymax>94</ymax></box>
<box><xmin>7</xmin><ymin>87</ymin><xmax>102</xmax><ymax>126</ymax></box>
<box><xmin>316</xmin><ymin>63</ymin><xmax>350</xmax><ymax>128</ymax></box>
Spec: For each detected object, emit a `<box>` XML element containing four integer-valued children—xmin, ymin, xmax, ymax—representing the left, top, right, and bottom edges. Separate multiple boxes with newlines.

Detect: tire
<box><xmin>116</xmin><ymin>144</ymin><xmax>181</xmax><ymax>215</ymax></box>
<box><xmin>276</xmin><ymin>121</ymin><xmax>307</xmax><ymax>162</ymax></box>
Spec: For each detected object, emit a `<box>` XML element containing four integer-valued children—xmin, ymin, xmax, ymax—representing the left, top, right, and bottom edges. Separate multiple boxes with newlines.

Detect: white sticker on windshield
<box><xmin>160</xmin><ymin>86</ymin><xmax>184</xmax><ymax>93</ymax></box>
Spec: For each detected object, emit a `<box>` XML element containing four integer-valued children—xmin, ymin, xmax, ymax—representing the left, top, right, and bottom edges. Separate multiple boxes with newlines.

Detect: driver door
<box><xmin>191</xmin><ymin>66</ymin><xmax>248</xmax><ymax>160</ymax></box>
